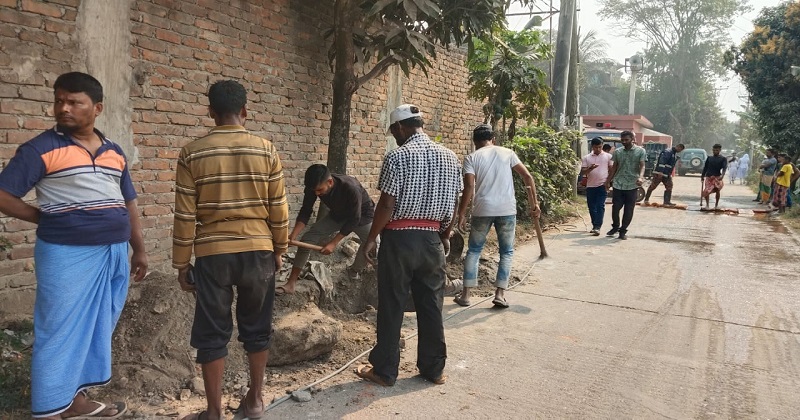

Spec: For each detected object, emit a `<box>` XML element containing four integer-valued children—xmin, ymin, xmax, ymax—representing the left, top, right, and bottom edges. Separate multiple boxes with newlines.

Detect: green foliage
<box><xmin>508</xmin><ymin>125</ymin><xmax>578</xmax><ymax>218</ymax></box>
<box><xmin>466</xmin><ymin>28</ymin><xmax>552</xmax><ymax>129</ymax></box>
<box><xmin>0</xmin><ymin>236</ymin><xmax>12</xmax><ymax>253</ymax></box>
<box><xmin>0</xmin><ymin>320</ymin><xmax>33</xmax><ymax>413</ymax></box>
<box><xmin>726</xmin><ymin>1</ymin><xmax>800</xmax><ymax>156</ymax></box>
<box><xmin>599</xmin><ymin>0</ymin><xmax>748</xmax><ymax>145</ymax></box>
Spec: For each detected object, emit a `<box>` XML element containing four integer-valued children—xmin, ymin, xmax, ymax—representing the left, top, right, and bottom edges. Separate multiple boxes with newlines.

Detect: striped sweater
<box><xmin>172</xmin><ymin>125</ymin><xmax>289</xmax><ymax>269</ymax></box>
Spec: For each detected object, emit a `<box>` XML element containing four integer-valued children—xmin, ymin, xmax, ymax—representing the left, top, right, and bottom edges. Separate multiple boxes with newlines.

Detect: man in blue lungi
<box><xmin>0</xmin><ymin>72</ymin><xmax>147</xmax><ymax>419</ymax></box>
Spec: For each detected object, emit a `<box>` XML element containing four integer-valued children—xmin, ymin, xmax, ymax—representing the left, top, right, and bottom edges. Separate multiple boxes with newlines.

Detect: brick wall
<box><xmin>0</xmin><ymin>0</ymin><xmax>483</xmax><ymax>309</ymax></box>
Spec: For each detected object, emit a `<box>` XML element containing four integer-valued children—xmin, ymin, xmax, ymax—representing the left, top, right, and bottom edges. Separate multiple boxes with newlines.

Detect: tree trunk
<box><xmin>327</xmin><ymin>0</ymin><xmax>357</xmax><ymax>175</ymax></box>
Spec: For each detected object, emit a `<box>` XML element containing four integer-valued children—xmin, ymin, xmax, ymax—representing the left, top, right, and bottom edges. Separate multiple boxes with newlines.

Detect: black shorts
<box><xmin>190</xmin><ymin>250</ymin><xmax>276</xmax><ymax>363</ymax></box>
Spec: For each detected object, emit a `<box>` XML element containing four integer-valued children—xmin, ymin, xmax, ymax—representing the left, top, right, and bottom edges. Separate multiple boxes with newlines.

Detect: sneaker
<box><xmin>590</xmin><ymin>229</ymin><xmax>600</xmax><ymax>236</ymax></box>
<box><xmin>606</xmin><ymin>228</ymin><xmax>619</xmax><ymax>236</ymax></box>
<box><xmin>663</xmin><ymin>202</ymin><xmax>676</xmax><ymax>207</ymax></box>
<box><xmin>618</xmin><ymin>233</ymin><xmax>627</xmax><ymax>240</ymax></box>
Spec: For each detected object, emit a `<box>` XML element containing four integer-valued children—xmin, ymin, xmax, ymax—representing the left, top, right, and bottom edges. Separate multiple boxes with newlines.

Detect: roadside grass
<box><xmin>0</xmin><ymin>320</ymin><xmax>33</xmax><ymax>414</ymax></box>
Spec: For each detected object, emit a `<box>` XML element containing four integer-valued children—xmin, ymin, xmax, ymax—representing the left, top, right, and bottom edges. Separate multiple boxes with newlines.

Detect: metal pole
<box><xmin>551</xmin><ymin>0</ymin><xmax>576</xmax><ymax>130</ymax></box>
<box><xmin>628</xmin><ymin>71</ymin><xmax>638</xmax><ymax>114</ymax></box>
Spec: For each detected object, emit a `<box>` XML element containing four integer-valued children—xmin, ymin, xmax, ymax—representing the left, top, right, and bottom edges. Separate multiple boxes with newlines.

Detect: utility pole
<box><xmin>551</xmin><ymin>0</ymin><xmax>576</xmax><ymax>130</ymax></box>
<box><xmin>565</xmin><ymin>4</ymin><xmax>579</xmax><ymax>128</ymax></box>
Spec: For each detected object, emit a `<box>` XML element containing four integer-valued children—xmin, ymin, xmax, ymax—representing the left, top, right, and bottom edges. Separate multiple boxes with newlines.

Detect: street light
<box><xmin>624</xmin><ymin>55</ymin><xmax>644</xmax><ymax>114</ymax></box>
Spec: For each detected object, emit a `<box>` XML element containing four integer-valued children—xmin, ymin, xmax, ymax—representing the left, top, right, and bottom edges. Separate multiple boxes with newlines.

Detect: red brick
<box><xmin>0</xmin><ymin>260</ymin><xmax>26</xmax><ymax>277</ymax></box>
<box><xmin>3</xmin><ymin>219</ymin><xmax>37</xmax><ymax>233</ymax></box>
<box><xmin>0</xmin><ymin>115</ymin><xmax>19</xmax><ymax>129</ymax></box>
<box><xmin>155</xmin><ymin>101</ymin><xmax>185</xmax><ymax>113</ymax></box>
<box><xmin>142</xmin><ymin>183</ymin><xmax>173</xmax><ymax>194</ymax></box>
<box><xmin>22</xmin><ymin>117</ymin><xmax>51</xmax><ymax>130</ymax></box>
<box><xmin>142</xmin><ymin>159</ymin><xmax>170</xmax><ymax>170</ymax></box>
<box><xmin>0</xmin><ymin>9</ymin><xmax>42</xmax><ymax>27</ymax></box>
<box><xmin>44</xmin><ymin>18</ymin><xmax>72</xmax><ymax>33</ymax></box>
<box><xmin>0</xmin><ymin>0</ymin><xmax>17</xmax><ymax>6</ymax></box>
<box><xmin>141</xmin><ymin>111</ymin><xmax>169</xmax><ymax>124</ymax></box>
<box><xmin>9</xmin><ymin>246</ymin><xmax>34</xmax><ymax>260</ymax></box>
<box><xmin>169</xmin><ymin>114</ymin><xmax>198</xmax><ymax>126</ymax></box>
<box><xmin>154</xmin><ymin>29</ymin><xmax>181</xmax><ymax>45</ymax></box>
<box><xmin>132</xmin><ymin>123</ymin><xmax>158</xmax><ymax>135</ymax></box>
<box><xmin>142</xmin><ymin>205</ymin><xmax>172</xmax><ymax>216</ymax></box>
<box><xmin>46</xmin><ymin>0</ymin><xmax>79</xmax><ymax>6</ymax></box>
<box><xmin>18</xmin><ymin>86</ymin><xmax>51</xmax><ymax>102</ymax></box>
<box><xmin>6</xmin><ymin>131</ymin><xmax>35</xmax><ymax>144</ymax></box>
<box><xmin>21</xmin><ymin>0</ymin><xmax>64</xmax><ymax>18</ymax></box>
<box><xmin>1</xmin><ymin>101</ymin><xmax>44</xmax><ymax>115</ymax></box>
<box><xmin>138</xmin><ymin>37</ymin><xmax>167</xmax><ymax>52</ymax></box>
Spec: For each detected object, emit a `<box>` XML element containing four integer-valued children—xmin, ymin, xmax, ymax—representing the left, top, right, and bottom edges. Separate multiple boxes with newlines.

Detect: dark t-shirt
<box><xmin>702</xmin><ymin>155</ymin><xmax>728</xmax><ymax>178</ymax></box>
<box><xmin>296</xmin><ymin>173</ymin><xmax>374</xmax><ymax>235</ymax></box>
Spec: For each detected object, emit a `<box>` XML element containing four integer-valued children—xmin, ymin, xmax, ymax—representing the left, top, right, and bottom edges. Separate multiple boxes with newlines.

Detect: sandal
<box><xmin>66</xmin><ymin>401</ymin><xmax>127</xmax><ymax>419</ymax></box>
<box><xmin>354</xmin><ymin>364</ymin><xmax>393</xmax><ymax>387</ymax></box>
<box><xmin>179</xmin><ymin>411</ymin><xmax>208</xmax><ymax>420</ymax></box>
<box><xmin>453</xmin><ymin>295</ymin><xmax>471</xmax><ymax>307</ymax></box>
<box><xmin>492</xmin><ymin>296</ymin><xmax>509</xmax><ymax>308</ymax></box>
<box><xmin>237</xmin><ymin>394</ymin><xmax>264</xmax><ymax>419</ymax></box>
<box><xmin>275</xmin><ymin>285</ymin><xmax>293</xmax><ymax>296</ymax></box>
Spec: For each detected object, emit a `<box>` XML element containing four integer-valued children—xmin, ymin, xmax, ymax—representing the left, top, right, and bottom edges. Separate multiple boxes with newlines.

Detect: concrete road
<box><xmin>268</xmin><ymin>175</ymin><xmax>800</xmax><ymax>419</ymax></box>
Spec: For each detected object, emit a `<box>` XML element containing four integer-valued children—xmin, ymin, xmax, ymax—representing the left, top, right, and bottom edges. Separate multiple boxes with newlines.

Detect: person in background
<box><xmin>605</xmin><ymin>131</ymin><xmax>646</xmax><ymax>240</ymax></box>
<box><xmin>738</xmin><ymin>153</ymin><xmax>750</xmax><ymax>184</ymax></box>
<box><xmin>755</xmin><ymin>149</ymin><xmax>777</xmax><ymax>204</ymax></box>
<box><xmin>728</xmin><ymin>152</ymin><xmax>739</xmax><ymax>184</ymax></box>
<box><xmin>701</xmin><ymin>144</ymin><xmax>728</xmax><ymax>210</ymax></box>
<box><xmin>581</xmin><ymin>137</ymin><xmax>613</xmax><ymax>235</ymax></box>
<box><xmin>771</xmin><ymin>154</ymin><xmax>794</xmax><ymax>213</ymax></box>
<box><xmin>644</xmin><ymin>143</ymin><xmax>685</xmax><ymax>206</ymax></box>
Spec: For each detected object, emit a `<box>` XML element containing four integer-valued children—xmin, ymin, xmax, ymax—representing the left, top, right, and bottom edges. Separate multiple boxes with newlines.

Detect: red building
<box><xmin>582</xmin><ymin>115</ymin><xmax>673</xmax><ymax>148</ymax></box>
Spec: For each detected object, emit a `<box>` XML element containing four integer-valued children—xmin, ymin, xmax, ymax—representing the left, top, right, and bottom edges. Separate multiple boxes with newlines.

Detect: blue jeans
<box><xmin>585</xmin><ymin>186</ymin><xmax>607</xmax><ymax>230</ymax></box>
<box><xmin>463</xmin><ymin>215</ymin><xmax>516</xmax><ymax>289</ymax></box>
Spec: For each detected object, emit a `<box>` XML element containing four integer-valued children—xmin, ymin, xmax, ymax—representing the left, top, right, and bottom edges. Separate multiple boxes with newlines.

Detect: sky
<box><xmin>506</xmin><ymin>0</ymin><xmax>783</xmax><ymax>121</ymax></box>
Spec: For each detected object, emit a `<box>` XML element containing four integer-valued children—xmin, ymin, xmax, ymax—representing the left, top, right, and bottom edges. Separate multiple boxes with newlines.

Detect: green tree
<box><xmin>466</xmin><ymin>28</ymin><xmax>552</xmax><ymax>138</ymax></box>
<box><xmin>726</xmin><ymin>1</ymin><xmax>800</xmax><ymax>156</ymax></box>
<box><xmin>599</xmin><ymin>0</ymin><xmax>748</xmax><ymax>145</ymax></box>
<box><xmin>326</xmin><ymin>0</ymin><xmax>532</xmax><ymax>174</ymax></box>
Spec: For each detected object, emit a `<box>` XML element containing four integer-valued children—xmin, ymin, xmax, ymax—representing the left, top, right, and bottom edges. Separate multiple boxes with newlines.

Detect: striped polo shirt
<box><xmin>172</xmin><ymin>125</ymin><xmax>289</xmax><ymax>269</ymax></box>
<box><xmin>0</xmin><ymin>127</ymin><xmax>136</xmax><ymax>245</ymax></box>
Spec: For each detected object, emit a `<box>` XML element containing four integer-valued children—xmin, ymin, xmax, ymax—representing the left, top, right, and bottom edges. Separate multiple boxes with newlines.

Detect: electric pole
<box><xmin>551</xmin><ymin>0</ymin><xmax>576</xmax><ymax>130</ymax></box>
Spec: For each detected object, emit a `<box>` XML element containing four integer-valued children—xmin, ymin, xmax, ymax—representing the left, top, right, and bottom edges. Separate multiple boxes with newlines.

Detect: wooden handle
<box><xmin>290</xmin><ymin>239</ymin><xmax>324</xmax><ymax>252</ymax></box>
<box><xmin>525</xmin><ymin>186</ymin><xmax>548</xmax><ymax>258</ymax></box>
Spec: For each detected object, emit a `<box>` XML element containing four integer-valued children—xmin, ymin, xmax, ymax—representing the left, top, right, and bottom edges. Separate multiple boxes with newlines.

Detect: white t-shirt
<box><xmin>463</xmin><ymin>145</ymin><xmax>522</xmax><ymax>217</ymax></box>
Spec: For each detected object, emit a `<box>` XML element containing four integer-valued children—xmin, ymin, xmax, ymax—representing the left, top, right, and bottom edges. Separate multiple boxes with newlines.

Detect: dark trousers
<box><xmin>369</xmin><ymin>229</ymin><xmax>446</xmax><ymax>384</ymax></box>
<box><xmin>585</xmin><ymin>186</ymin><xmax>607</xmax><ymax>230</ymax></box>
<box><xmin>191</xmin><ymin>250</ymin><xmax>276</xmax><ymax>364</ymax></box>
<box><xmin>611</xmin><ymin>188</ymin><xmax>638</xmax><ymax>233</ymax></box>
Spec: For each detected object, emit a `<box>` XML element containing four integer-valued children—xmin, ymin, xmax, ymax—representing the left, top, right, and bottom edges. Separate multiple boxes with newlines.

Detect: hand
<box><xmin>636</xmin><ymin>177</ymin><xmax>644</xmax><ymax>186</ymax></box>
<box><xmin>440</xmin><ymin>233</ymin><xmax>451</xmax><ymax>256</ymax></box>
<box><xmin>289</xmin><ymin>232</ymin><xmax>298</xmax><ymax>242</ymax></box>
<box><xmin>274</xmin><ymin>252</ymin><xmax>284</xmax><ymax>271</ymax></box>
<box><xmin>130</xmin><ymin>251</ymin><xmax>148</xmax><ymax>282</ymax></box>
<box><xmin>589</xmin><ymin>164</ymin><xmax>598</xmax><ymax>170</ymax></box>
<box><xmin>457</xmin><ymin>216</ymin><xmax>467</xmax><ymax>232</ymax></box>
<box><xmin>531</xmin><ymin>205</ymin><xmax>541</xmax><ymax>220</ymax></box>
<box><xmin>605</xmin><ymin>182</ymin><xmax>611</xmax><ymax>192</ymax></box>
<box><xmin>320</xmin><ymin>241</ymin><xmax>336</xmax><ymax>255</ymax></box>
<box><xmin>363</xmin><ymin>239</ymin><xmax>378</xmax><ymax>266</ymax></box>
<box><xmin>177</xmin><ymin>266</ymin><xmax>195</xmax><ymax>292</ymax></box>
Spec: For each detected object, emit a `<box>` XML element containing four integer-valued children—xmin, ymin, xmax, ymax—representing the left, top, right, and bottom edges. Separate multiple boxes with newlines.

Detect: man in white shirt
<box><xmin>581</xmin><ymin>137</ymin><xmax>613</xmax><ymax>235</ymax></box>
<box><xmin>454</xmin><ymin>124</ymin><xmax>540</xmax><ymax>308</ymax></box>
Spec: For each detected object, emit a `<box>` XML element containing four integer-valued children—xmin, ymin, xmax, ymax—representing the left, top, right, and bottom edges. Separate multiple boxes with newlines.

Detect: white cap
<box><xmin>389</xmin><ymin>104</ymin><xmax>422</xmax><ymax>125</ymax></box>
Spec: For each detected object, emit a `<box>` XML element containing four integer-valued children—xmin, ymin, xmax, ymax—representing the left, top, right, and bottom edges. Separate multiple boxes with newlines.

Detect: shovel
<box><xmin>290</xmin><ymin>239</ymin><xmax>324</xmax><ymax>252</ymax></box>
<box><xmin>447</xmin><ymin>228</ymin><xmax>465</xmax><ymax>263</ymax></box>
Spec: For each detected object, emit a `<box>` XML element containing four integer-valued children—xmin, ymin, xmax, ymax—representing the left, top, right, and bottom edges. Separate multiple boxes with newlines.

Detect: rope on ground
<box><xmin>265</xmin><ymin>221</ymin><xmax>566</xmax><ymax>412</ymax></box>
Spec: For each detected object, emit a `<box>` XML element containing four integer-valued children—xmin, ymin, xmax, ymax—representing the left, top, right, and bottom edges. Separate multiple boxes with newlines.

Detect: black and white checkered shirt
<box><xmin>378</xmin><ymin>132</ymin><xmax>463</xmax><ymax>232</ymax></box>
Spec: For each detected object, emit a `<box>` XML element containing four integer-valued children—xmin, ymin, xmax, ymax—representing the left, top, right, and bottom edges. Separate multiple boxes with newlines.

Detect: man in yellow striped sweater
<box><xmin>172</xmin><ymin>80</ymin><xmax>289</xmax><ymax>420</ymax></box>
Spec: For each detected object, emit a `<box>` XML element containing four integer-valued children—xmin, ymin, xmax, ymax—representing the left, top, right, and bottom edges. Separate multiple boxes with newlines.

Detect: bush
<box><xmin>509</xmin><ymin>125</ymin><xmax>579</xmax><ymax>218</ymax></box>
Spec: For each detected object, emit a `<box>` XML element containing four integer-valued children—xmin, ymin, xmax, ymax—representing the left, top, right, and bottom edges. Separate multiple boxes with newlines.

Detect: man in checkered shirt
<box><xmin>355</xmin><ymin>104</ymin><xmax>462</xmax><ymax>387</ymax></box>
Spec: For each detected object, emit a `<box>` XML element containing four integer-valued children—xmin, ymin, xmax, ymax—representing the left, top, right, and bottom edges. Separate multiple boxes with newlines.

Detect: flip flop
<box><xmin>492</xmin><ymin>296</ymin><xmax>509</xmax><ymax>308</ymax></box>
<box><xmin>453</xmin><ymin>295</ymin><xmax>471</xmax><ymax>307</ymax></box>
<box><xmin>354</xmin><ymin>364</ymin><xmax>393</xmax><ymax>387</ymax></box>
<box><xmin>66</xmin><ymin>401</ymin><xmax>127</xmax><ymax>419</ymax></box>
<box><xmin>179</xmin><ymin>411</ymin><xmax>208</xmax><ymax>420</ymax></box>
<box><xmin>237</xmin><ymin>395</ymin><xmax>264</xmax><ymax>420</ymax></box>
<box><xmin>275</xmin><ymin>285</ymin><xmax>293</xmax><ymax>296</ymax></box>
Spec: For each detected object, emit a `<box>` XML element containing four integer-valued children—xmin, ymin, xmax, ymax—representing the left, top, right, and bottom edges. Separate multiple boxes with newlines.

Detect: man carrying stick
<box><xmin>454</xmin><ymin>124</ymin><xmax>540</xmax><ymax>308</ymax></box>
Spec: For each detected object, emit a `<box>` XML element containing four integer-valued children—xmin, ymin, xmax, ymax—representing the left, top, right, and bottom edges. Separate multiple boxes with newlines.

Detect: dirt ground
<box><xmin>0</xmin><ymin>217</ymin><xmax>560</xmax><ymax>418</ymax></box>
